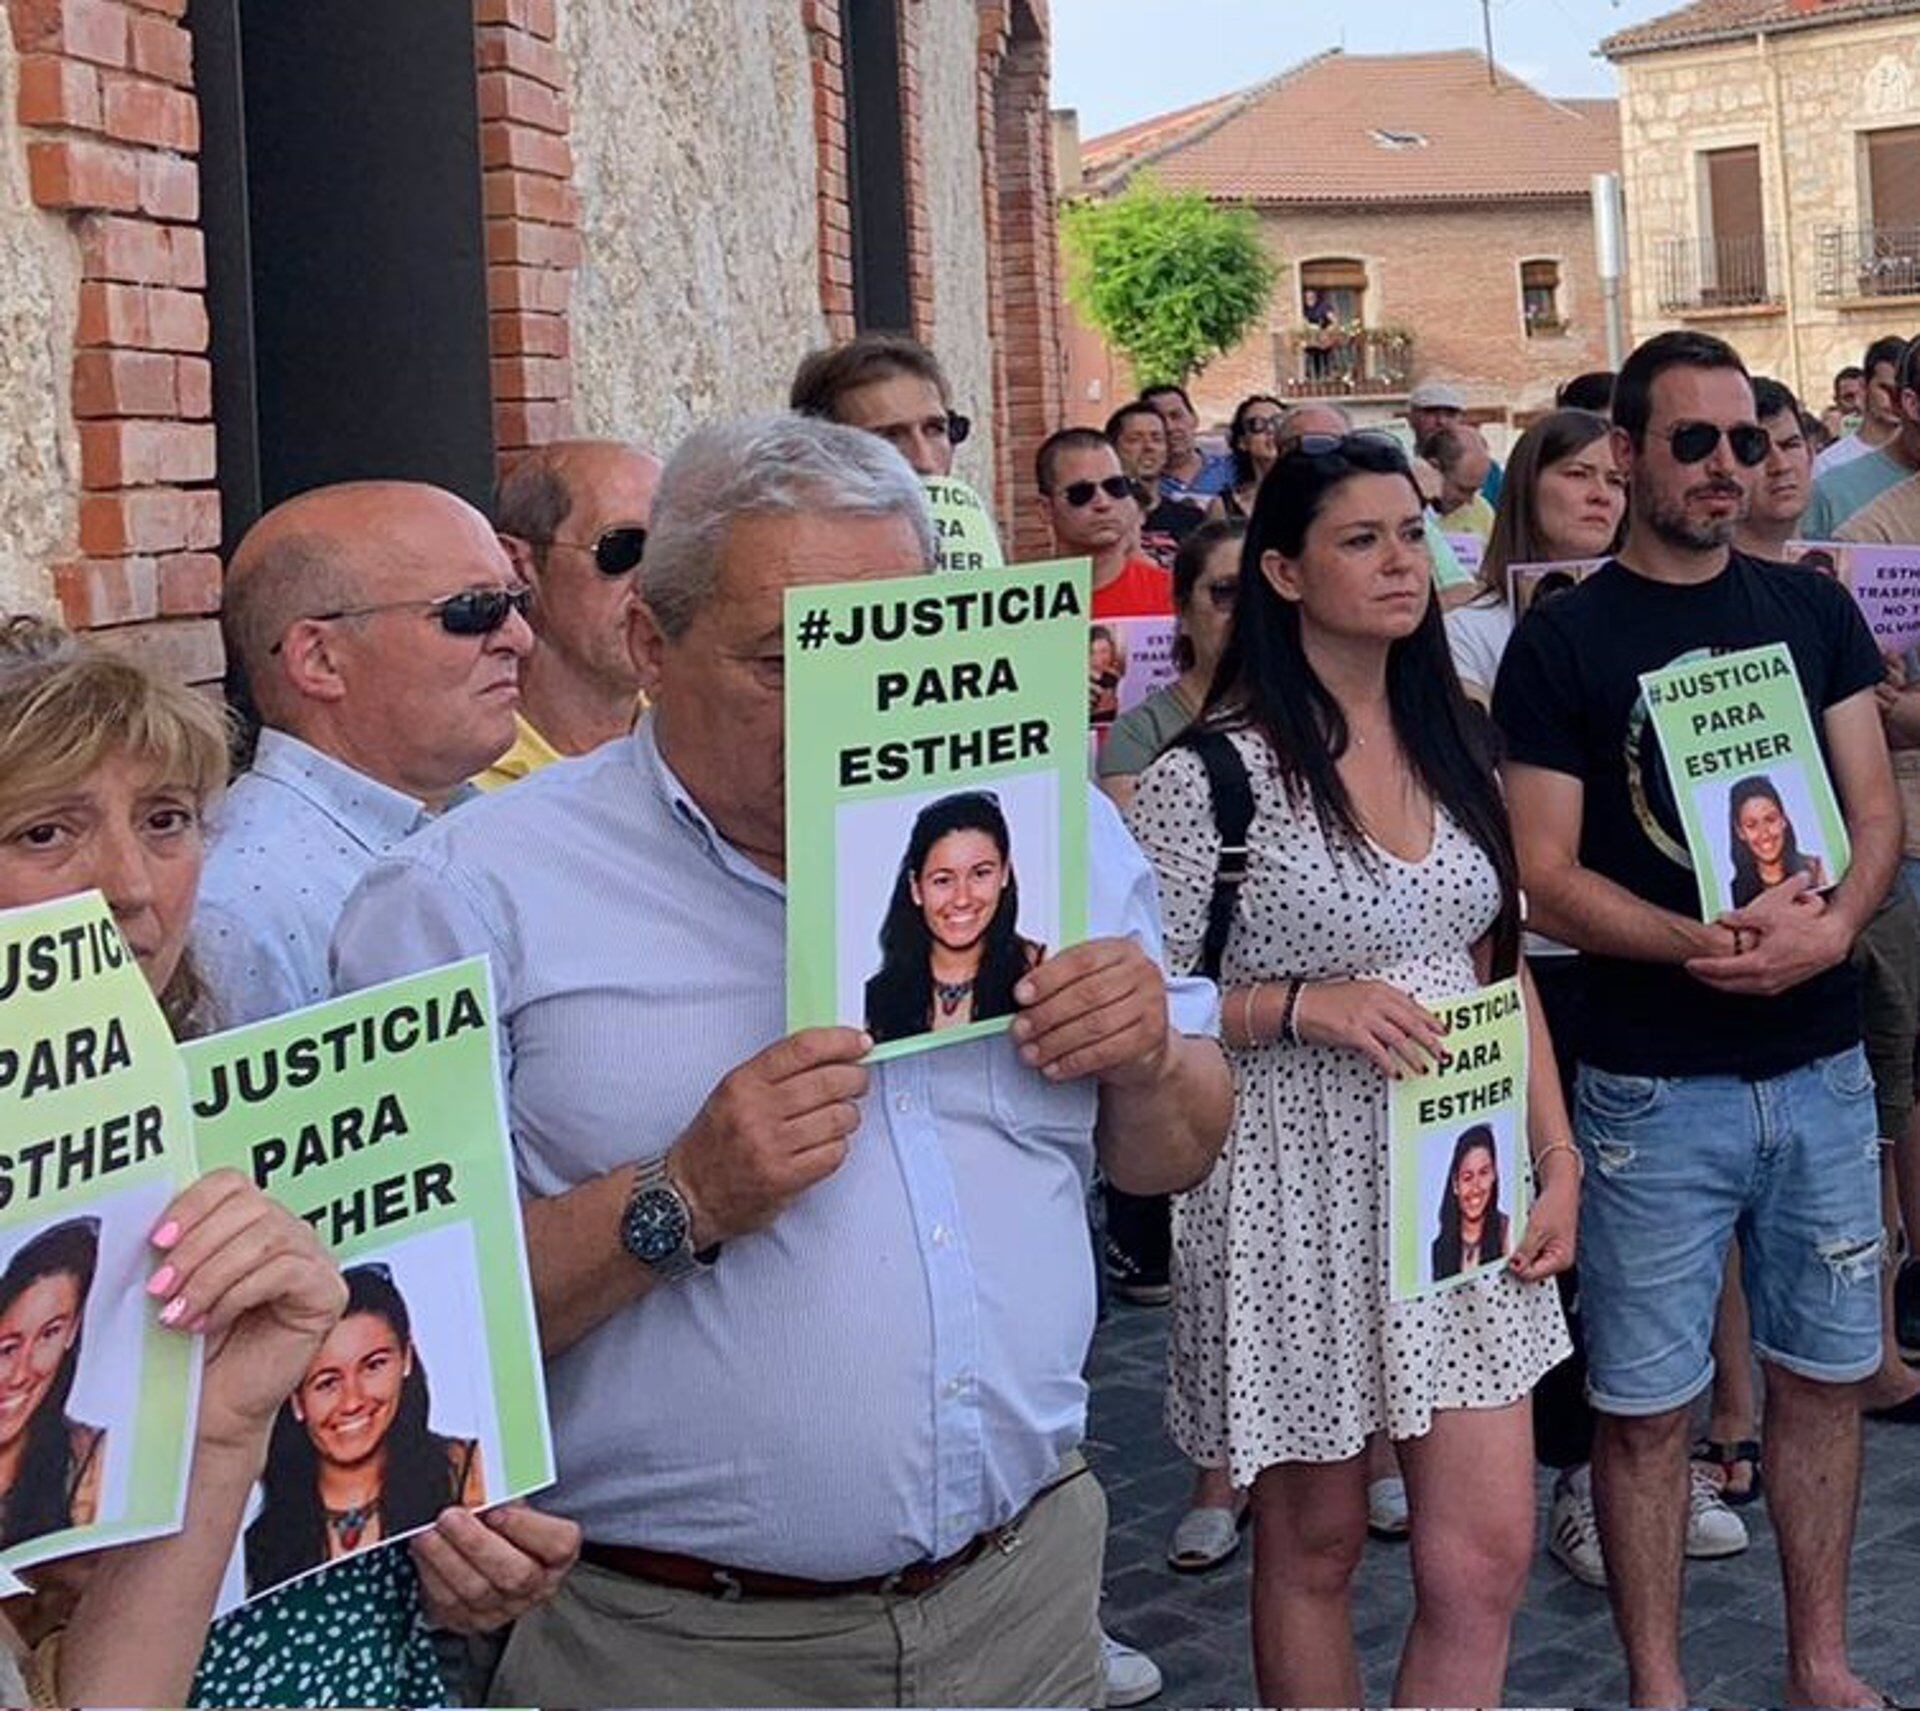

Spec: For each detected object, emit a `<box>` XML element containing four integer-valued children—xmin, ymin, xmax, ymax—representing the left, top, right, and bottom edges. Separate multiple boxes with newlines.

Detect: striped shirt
<box><xmin>331</xmin><ymin>718</ymin><xmax>1215</xmax><ymax>1578</ymax></box>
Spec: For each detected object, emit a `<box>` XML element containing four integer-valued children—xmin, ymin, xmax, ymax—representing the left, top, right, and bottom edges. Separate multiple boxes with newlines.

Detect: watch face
<box><xmin>623</xmin><ymin>1187</ymin><xmax>690</xmax><ymax>1266</ymax></box>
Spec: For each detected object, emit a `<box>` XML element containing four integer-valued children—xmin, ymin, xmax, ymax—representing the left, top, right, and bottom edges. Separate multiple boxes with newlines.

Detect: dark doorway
<box><xmin>839</xmin><ymin>0</ymin><xmax>912</xmax><ymax>332</ymax></box>
<box><xmin>192</xmin><ymin>0</ymin><xmax>495</xmax><ymax>551</ymax></box>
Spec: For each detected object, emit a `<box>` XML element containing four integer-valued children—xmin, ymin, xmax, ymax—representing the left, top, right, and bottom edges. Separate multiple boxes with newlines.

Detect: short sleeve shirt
<box><xmin>1492</xmin><ymin>551</ymin><xmax>1881</xmax><ymax>1077</ymax></box>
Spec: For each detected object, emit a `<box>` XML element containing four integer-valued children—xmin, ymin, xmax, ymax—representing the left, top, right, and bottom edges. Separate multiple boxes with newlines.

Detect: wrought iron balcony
<box><xmin>1654</xmin><ymin>233</ymin><xmax>1782</xmax><ymax>313</ymax></box>
<box><xmin>1273</xmin><ymin>327</ymin><xmax>1416</xmax><ymax>400</ymax></box>
<box><xmin>1816</xmin><ymin>225</ymin><xmax>1920</xmax><ymax>300</ymax></box>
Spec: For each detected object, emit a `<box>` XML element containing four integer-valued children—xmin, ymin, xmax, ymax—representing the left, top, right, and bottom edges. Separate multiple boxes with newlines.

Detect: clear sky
<box><xmin>1052</xmin><ymin>0</ymin><xmax>1685</xmax><ymax>137</ymax></box>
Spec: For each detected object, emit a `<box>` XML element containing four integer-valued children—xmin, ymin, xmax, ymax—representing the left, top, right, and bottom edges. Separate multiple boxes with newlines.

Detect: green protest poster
<box><xmin>1426</xmin><ymin>518</ymin><xmax>1477</xmax><ymax>591</ymax></box>
<box><xmin>0</xmin><ymin>891</ymin><xmax>199</xmax><ymax>1575</ymax></box>
<box><xmin>1388</xmin><ymin>978</ymin><xmax>1530</xmax><ymax>1303</ymax></box>
<box><xmin>1507</xmin><ymin>558</ymin><xmax>1605</xmax><ymax>619</ymax></box>
<box><xmin>1640</xmin><ymin>642</ymin><xmax>1850</xmax><ymax>921</ymax></box>
<box><xmin>181</xmin><ymin>959</ymin><xmax>554</xmax><ymax>1607</ymax></box>
<box><xmin>923</xmin><ymin>474</ymin><xmax>1004</xmax><ymax>574</ymax></box>
<box><xmin>786</xmin><ymin>559</ymin><xmax>1092</xmax><ymax>1061</ymax></box>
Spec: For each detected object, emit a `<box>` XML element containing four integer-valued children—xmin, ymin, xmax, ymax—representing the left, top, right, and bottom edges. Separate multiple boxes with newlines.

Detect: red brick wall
<box><xmin>802</xmin><ymin>0</ymin><xmax>856</xmax><ymax>340</ymax></box>
<box><xmin>475</xmin><ymin>0</ymin><xmax>578</xmax><ymax>463</ymax></box>
<box><xmin>10</xmin><ymin>0</ymin><xmax>222</xmax><ymax>680</ymax></box>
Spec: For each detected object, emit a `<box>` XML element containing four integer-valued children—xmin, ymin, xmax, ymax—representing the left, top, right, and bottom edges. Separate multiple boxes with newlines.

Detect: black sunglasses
<box><xmin>1286</xmin><ymin>430</ymin><xmax>1409</xmax><ymax>461</ymax></box>
<box><xmin>1239</xmin><ymin>414</ymin><xmax>1284</xmax><ymax>437</ymax></box>
<box><xmin>550</xmin><ymin>525</ymin><xmax>647</xmax><ymax>576</ymax></box>
<box><xmin>1656</xmin><ymin>421</ymin><xmax>1771</xmax><ymax>467</ymax></box>
<box><xmin>1056</xmin><ymin>475</ymin><xmax>1135</xmax><ymax>507</ymax></box>
<box><xmin>1202</xmin><ymin>578</ymin><xmax>1240</xmax><ymax>611</ymax></box>
<box><xmin>272</xmin><ymin>585</ymin><xmax>533</xmax><ymax>652</ymax></box>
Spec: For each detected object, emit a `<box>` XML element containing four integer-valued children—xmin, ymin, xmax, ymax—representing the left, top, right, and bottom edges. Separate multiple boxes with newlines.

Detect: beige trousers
<box><xmin>487</xmin><ymin>1468</ymin><xmax>1108</xmax><ymax>1708</ymax></box>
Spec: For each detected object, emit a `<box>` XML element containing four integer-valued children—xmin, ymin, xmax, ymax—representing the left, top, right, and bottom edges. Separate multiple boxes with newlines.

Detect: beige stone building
<box><xmin>0</xmin><ymin>0</ymin><xmax>1064</xmax><ymax>672</ymax></box>
<box><xmin>1058</xmin><ymin>51</ymin><xmax>1621</xmax><ymax>431</ymax></box>
<box><xmin>1606</xmin><ymin>0</ymin><xmax>1920</xmax><ymax>405</ymax></box>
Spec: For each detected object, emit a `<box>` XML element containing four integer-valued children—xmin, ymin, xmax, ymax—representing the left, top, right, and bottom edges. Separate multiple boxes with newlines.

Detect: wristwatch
<box><xmin>619</xmin><ymin>1155</ymin><xmax>712</xmax><ymax>1283</ymax></box>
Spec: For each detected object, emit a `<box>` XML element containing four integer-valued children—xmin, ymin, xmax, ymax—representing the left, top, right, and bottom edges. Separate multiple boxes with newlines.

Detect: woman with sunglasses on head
<box><xmin>1125</xmin><ymin>433</ymin><xmax>1579</xmax><ymax>1709</ymax></box>
<box><xmin>1445</xmin><ymin>409</ymin><xmax>1627</xmax><ymax>708</ymax></box>
<box><xmin>0</xmin><ymin>616</ymin><xmax>576</xmax><ymax>1707</ymax></box>
<box><xmin>1209</xmin><ymin>396</ymin><xmax>1289</xmax><ymax>523</ymax></box>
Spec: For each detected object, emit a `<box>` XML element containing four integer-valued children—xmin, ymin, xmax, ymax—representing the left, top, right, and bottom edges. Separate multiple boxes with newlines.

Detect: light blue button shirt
<box><xmin>194</xmin><ymin>729</ymin><xmax>436</xmax><ymax>1027</ymax></box>
<box><xmin>331</xmin><ymin>720</ymin><xmax>1215</xmax><ymax>1579</ymax></box>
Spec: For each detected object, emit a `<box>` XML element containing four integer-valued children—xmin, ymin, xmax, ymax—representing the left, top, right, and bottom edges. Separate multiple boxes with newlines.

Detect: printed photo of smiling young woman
<box><xmin>241</xmin><ymin>1223</ymin><xmax>496</xmax><ymax>1600</ymax></box>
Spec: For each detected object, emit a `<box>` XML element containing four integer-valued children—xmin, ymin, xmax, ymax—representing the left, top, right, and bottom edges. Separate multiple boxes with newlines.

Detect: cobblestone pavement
<box><xmin>1086</xmin><ymin>1297</ymin><xmax>1920</xmax><ymax>1709</ymax></box>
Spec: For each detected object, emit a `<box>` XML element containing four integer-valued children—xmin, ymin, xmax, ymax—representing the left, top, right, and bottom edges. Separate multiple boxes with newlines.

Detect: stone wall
<box><xmin>917</xmin><ymin>0</ymin><xmax>995</xmax><ymax>495</ymax></box>
<box><xmin>0</xmin><ymin>23</ymin><xmax>79</xmax><ymax>617</ymax></box>
<box><xmin>558</xmin><ymin>0</ymin><xmax>824</xmax><ymax>448</ymax></box>
<box><xmin>1618</xmin><ymin>16</ymin><xmax>1920</xmax><ymax>404</ymax></box>
<box><xmin>1168</xmin><ymin>199</ymin><xmax>1611</xmax><ymax>429</ymax></box>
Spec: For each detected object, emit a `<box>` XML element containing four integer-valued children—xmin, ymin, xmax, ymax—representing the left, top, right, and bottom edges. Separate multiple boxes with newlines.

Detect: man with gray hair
<box><xmin>482</xmin><ymin>438</ymin><xmax>663</xmax><ymax>789</ymax></box>
<box><xmin>332</xmin><ymin>414</ymin><xmax>1232</xmax><ymax>1707</ymax></box>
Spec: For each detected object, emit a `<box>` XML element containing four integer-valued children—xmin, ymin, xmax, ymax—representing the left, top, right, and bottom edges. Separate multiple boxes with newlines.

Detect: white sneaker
<box><xmin>1684</xmin><ymin>1462</ymin><xmax>1749</xmax><ymax>1559</ymax></box>
<box><xmin>1366</xmin><ymin>1474</ymin><xmax>1409</xmax><ymax>1539</ymax></box>
<box><xmin>1100</xmin><ymin>1631</ymin><xmax>1163</xmax><ymax>1708</ymax></box>
<box><xmin>1548</xmin><ymin>1467</ymin><xmax>1606</xmax><ymax>1588</ymax></box>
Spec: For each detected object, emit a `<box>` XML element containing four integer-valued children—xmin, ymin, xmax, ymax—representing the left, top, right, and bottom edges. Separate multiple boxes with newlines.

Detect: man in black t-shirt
<box><xmin>1105</xmin><ymin>401</ymin><xmax>1203</xmax><ymax>570</ymax></box>
<box><xmin>1494</xmin><ymin>331</ymin><xmax>1902</xmax><ymax>1709</ymax></box>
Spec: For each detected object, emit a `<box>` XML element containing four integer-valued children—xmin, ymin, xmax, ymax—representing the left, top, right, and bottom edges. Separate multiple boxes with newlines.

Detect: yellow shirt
<box><xmin>1439</xmin><ymin>491</ymin><xmax>1496</xmax><ymax>543</ymax></box>
<box><xmin>473</xmin><ymin>713</ymin><xmax>564</xmax><ymax>792</ymax></box>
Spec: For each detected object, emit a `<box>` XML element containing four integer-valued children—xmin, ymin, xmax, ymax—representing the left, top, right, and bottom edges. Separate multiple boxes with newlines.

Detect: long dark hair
<box><xmin>1197</xmin><ymin>435</ymin><xmax>1522</xmax><ymax>975</ymax></box>
<box><xmin>1478</xmin><ymin>408</ymin><xmax>1620</xmax><ymax>604</ymax></box>
<box><xmin>244</xmin><ymin>1263</ymin><xmax>461</xmax><ymax>1591</ymax></box>
<box><xmin>1728</xmin><ymin>775</ymin><xmax>1807</xmax><ymax>905</ymax></box>
<box><xmin>1436</xmin><ymin>1124</ymin><xmax>1505</xmax><ymax>1255</ymax></box>
<box><xmin>864</xmin><ymin>792</ymin><xmax>1026</xmax><ymax>1044</ymax></box>
<box><xmin>1228</xmin><ymin>394</ymin><xmax>1288</xmax><ymax>488</ymax></box>
<box><xmin>0</xmin><ymin>1218</ymin><xmax>99</xmax><ymax>1548</ymax></box>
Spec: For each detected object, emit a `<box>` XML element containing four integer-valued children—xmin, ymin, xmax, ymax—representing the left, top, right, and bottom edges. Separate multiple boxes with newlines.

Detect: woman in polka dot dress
<box><xmin>1127</xmin><ymin>432</ymin><xmax>1580</xmax><ymax>1708</ymax></box>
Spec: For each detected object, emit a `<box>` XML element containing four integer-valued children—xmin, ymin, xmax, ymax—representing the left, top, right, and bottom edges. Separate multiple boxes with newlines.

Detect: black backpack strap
<box><xmin>1187</xmin><ymin>728</ymin><xmax>1255</xmax><ymax>980</ymax></box>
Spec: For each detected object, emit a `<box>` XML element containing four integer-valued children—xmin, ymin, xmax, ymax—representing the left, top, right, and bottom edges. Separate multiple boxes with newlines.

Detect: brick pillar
<box><xmin>10</xmin><ymin>0</ymin><xmax>222</xmax><ymax>681</ymax></box>
<box><xmin>980</xmin><ymin>0</ymin><xmax>1062</xmax><ymax>562</ymax></box>
<box><xmin>475</xmin><ymin>0</ymin><xmax>578</xmax><ymax>469</ymax></box>
<box><xmin>802</xmin><ymin>0</ymin><xmax>855</xmax><ymax>339</ymax></box>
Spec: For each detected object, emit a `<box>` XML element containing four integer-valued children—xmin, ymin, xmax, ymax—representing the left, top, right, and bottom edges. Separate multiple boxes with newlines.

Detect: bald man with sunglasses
<box><xmin>195</xmin><ymin>480</ymin><xmax>536</xmax><ymax>1024</ymax></box>
<box><xmin>483</xmin><ymin>439</ymin><xmax>663</xmax><ymax>790</ymax></box>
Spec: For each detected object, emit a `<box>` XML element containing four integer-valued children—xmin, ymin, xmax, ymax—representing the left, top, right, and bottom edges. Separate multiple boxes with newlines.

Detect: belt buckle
<box><xmin>711</xmin><ymin>1567</ymin><xmax>744</xmax><ymax>1603</ymax></box>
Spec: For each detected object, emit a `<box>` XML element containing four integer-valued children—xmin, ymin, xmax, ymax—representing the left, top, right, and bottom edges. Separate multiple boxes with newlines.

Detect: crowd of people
<box><xmin>1</xmin><ymin>315</ymin><xmax>1918</xmax><ymax>1710</ymax></box>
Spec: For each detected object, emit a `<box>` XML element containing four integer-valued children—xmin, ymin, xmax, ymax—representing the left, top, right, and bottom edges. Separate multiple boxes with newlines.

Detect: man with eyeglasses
<box><xmin>1495</xmin><ymin>330</ymin><xmax>1900</xmax><ymax>1710</ymax></box>
<box><xmin>480</xmin><ymin>439</ymin><xmax>662</xmax><ymax>790</ymax></box>
<box><xmin>790</xmin><ymin>332</ymin><xmax>971</xmax><ymax>479</ymax></box>
<box><xmin>194</xmin><ymin>480</ymin><xmax>535</xmax><ymax>1025</ymax></box>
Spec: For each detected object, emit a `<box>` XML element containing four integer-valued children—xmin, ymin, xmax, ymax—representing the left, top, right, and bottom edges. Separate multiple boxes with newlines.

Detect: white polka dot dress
<box><xmin>1129</xmin><ymin>730</ymin><xmax>1570</xmax><ymax>1481</ymax></box>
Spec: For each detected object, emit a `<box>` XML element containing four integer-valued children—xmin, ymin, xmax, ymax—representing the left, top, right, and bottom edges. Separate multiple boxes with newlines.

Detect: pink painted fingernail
<box><xmin>159</xmin><ymin>1294</ymin><xmax>190</xmax><ymax>1326</ymax></box>
<box><xmin>146</xmin><ymin>1265</ymin><xmax>177</xmax><ymax>1298</ymax></box>
<box><xmin>151</xmin><ymin>1220</ymin><xmax>180</xmax><ymax>1250</ymax></box>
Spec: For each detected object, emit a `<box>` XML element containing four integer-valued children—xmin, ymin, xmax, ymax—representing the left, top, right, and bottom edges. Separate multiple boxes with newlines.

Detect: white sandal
<box><xmin>1166</xmin><ymin>1502</ymin><xmax>1248</xmax><ymax>1573</ymax></box>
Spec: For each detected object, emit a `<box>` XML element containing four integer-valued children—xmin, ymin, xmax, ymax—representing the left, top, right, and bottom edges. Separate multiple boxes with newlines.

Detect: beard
<box><xmin>1645</xmin><ymin>480</ymin><xmax>1747</xmax><ymax>550</ymax></box>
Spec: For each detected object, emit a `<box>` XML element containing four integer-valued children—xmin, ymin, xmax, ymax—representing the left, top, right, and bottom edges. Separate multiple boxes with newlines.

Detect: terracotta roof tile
<box><xmin>1603</xmin><ymin>0</ymin><xmax>1920</xmax><ymax>58</ymax></box>
<box><xmin>1082</xmin><ymin>51</ymin><xmax>1619</xmax><ymax>206</ymax></box>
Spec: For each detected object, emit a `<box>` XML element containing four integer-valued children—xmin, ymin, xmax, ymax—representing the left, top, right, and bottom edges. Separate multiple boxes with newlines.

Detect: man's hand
<box><xmin>1685</xmin><ymin>871</ymin><xmax>1849</xmax><ymax>996</ymax></box>
<box><xmin>669</xmin><ymin>1028</ymin><xmax>871</xmax><ymax>1248</ymax></box>
<box><xmin>411</xmin><ymin>1503</ymin><xmax>580</xmax><ymax>1635</ymax></box>
<box><xmin>1012</xmin><ymin>938</ymin><xmax>1169</xmax><ymax>1088</ymax></box>
<box><xmin>1876</xmin><ymin>663</ymin><xmax>1920</xmax><ymax>749</ymax></box>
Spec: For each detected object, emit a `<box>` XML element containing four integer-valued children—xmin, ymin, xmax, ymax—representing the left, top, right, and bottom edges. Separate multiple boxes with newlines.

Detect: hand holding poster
<box><xmin>786</xmin><ymin>559</ymin><xmax>1091</xmax><ymax>1059</ymax></box>
<box><xmin>1508</xmin><ymin>558</ymin><xmax>1606</xmax><ymax>619</ymax></box>
<box><xmin>1640</xmin><ymin>642</ymin><xmax>1850</xmax><ymax>920</ymax></box>
<box><xmin>923</xmin><ymin>475</ymin><xmax>1004</xmax><ymax>574</ymax></box>
<box><xmin>1786</xmin><ymin>539</ymin><xmax>1920</xmax><ymax>657</ymax></box>
<box><xmin>181</xmin><ymin>959</ymin><xmax>553</xmax><ymax>1607</ymax></box>
<box><xmin>1388</xmin><ymin>979</ymin><xmax>1530</xmax><ymax>1302</ymax></box>
<box><xmin>0</xmin><ymin>892</ymin><xmax>199</xmax><ymax>1574</ymax></box>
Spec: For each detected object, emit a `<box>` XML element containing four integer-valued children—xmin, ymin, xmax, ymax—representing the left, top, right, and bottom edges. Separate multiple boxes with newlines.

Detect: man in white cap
<box><xmin>1408</xmin><ymin>379</ymin><xmax>1504</xmax><ymax>505</ymax></box>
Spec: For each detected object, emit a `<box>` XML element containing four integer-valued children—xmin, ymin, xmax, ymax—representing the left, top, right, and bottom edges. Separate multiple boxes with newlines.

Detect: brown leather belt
<box><xmin>580</xmin><ymin>1465</ymin><xmax>1086</xmax><ymax>1601</ymax></box>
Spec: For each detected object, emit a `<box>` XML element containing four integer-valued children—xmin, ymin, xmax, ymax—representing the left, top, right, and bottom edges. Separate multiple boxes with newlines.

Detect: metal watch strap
<box><xmin>629</xmin><ymin>1155</ymin><xmax>702</xmax><ymax>1283</ymax></box>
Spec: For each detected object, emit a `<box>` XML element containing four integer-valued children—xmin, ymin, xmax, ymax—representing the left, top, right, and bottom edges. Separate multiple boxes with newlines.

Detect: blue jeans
<box><xmin>1573</xmin><ymin>1047</ymin><xmax>1883</xmax><ymax>1416</ymax></box>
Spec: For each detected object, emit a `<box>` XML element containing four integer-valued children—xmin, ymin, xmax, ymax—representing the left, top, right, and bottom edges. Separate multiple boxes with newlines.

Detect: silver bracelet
<box><xmin>1532</xmin><ymin>1140</ymin><xmax>1584</xmax><ymax>1185</ymax></box>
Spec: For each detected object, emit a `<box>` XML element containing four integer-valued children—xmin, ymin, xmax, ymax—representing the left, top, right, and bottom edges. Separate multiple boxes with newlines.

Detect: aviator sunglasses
<box><xmin>548</xmin><ymin>524</ymin><xmax>648</xmax><ymax>577</ymax></box>
<box><xmin>1653</xmin><ymin>421</ymin><xmax>1771</xmax><ymax>467</ymax></box>
<box><xmin>271</xmin><ymin>585</ymin><xmax>533</xmax><ymax>653</ymax></box>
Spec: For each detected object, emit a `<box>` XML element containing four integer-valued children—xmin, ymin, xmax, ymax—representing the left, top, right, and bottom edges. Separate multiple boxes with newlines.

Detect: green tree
<box><xmin>1061</xmin><ymin>178</ymin><xmax>1277</xmax><ymax>388</ymax></box>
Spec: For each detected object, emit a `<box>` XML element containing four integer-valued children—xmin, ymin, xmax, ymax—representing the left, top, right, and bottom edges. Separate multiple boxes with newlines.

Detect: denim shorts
<box><xmin>1574</xmin><ymin>1047</ymin><xmax>1884</xmax><ymax>1416</ymax></box>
